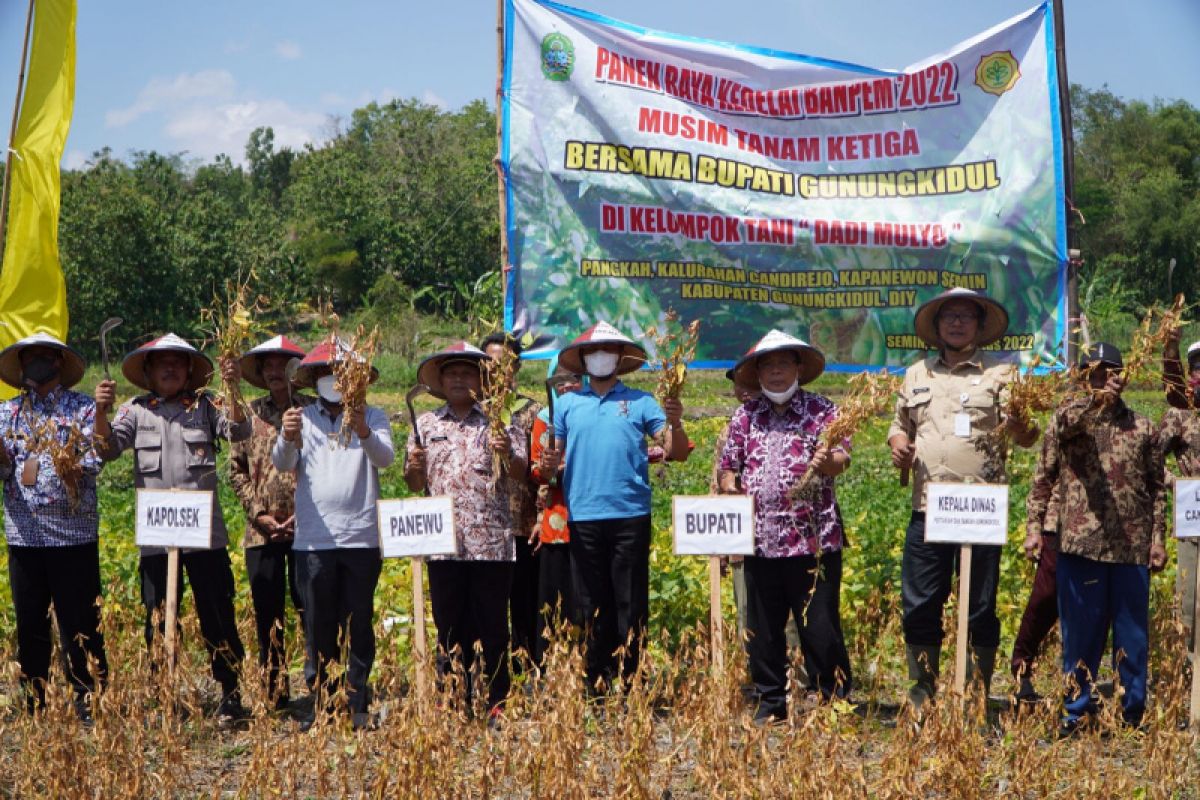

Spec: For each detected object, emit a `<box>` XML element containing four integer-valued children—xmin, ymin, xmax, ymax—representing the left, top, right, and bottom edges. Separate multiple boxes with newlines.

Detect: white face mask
<box><xmin>762</xmin><ymin>380</ymin><xmax>798</xmax><ymax>405</ymax></box>
<box><xmin>316</xmin><ymin>374</ymin><xmax>342</xmax><ymax>403</ymax></box>
<box><xmin>583</xmin><ymin>351</ymin><xmax>620</xmax><ymax>378</ymax></box>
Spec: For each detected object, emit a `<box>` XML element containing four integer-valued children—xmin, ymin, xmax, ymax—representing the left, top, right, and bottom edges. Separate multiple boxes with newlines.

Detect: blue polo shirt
<box><xmin>554</xmin><ymin>381</ymin><xmax>666</xmax><ymax>522</ymax></box>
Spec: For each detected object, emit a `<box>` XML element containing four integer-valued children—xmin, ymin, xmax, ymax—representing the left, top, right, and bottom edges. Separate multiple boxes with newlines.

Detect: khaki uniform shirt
<box><xmin>888</xmin><ymin>350</ymin><xmax>1017</xmax><ymax>512</ymax></box>
<box><xmin>229</xmin><ymin>393</ymin><xmax>316</xmax><ymax>548</ymax></box>
<box><xmin>107</xmin><ymin>392</ymin><xmax>252</xmax><ymax>554</ymax></box>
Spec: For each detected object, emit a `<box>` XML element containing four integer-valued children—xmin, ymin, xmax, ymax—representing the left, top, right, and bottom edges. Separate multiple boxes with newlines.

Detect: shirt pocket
<box><xmin>962</xmin><ymin>387</ymin><xmax>1000</xmax><ymax>430</ymax></box>
<box><xmin>181</xmin><ymin>427</ymin><xmax>216</xmax><ymax>470</ymax></box>
<box><xmin>905</xmin><ymin>392</ymin><xmax>932</xmax><ymax>427</ymax></box>
<box><xmin>134</xmin><ymin>428</ymin><xmax>162</xmax><ymax>474</ymax></box>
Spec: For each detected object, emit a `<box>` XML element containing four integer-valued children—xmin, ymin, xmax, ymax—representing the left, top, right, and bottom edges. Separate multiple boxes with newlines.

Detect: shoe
<box><xmin>486</xmin><ymin>707</ymin><xmax>505</xmax><ymax>732</ymax></box>
<box><xmin>297</xmin><ymin>714</ymin><xmax>317</xmax><ymax>733</ymax></box>
<box><xmin>905</xmin><ymin>645</ymin><xmax>939</xmax><ymax>711</ymax></box>
<box><xmin>752</xmin><ymin>707</ymin><xmax>786</xmax><ymax>727</ymax></box>
<box><xmin>73</xmin><ymin>695</ymin><xmax>94</xmax><ymax>727</ymax></box>
<box><xmin>272</xmin><ymin>694</ymin><xmax>291</xmax><ymax>713</ymax></box>
<box><xmin>350</xmin><ymin>711</ymin><xmax>374</xmax><ymax>731</ymax></box>
<box><xmin>216</xmin><ymin>694</ymin><xmax>250</xmax><ymax>727</ymax></box>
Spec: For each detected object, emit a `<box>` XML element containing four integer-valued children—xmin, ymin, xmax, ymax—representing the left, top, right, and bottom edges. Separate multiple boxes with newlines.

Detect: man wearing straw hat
<box><xmin>539</xmin><ymin>321</ymin><xmax>689</xmax><ymax>691</ymax></box>
<box><xmin>273</xmin><ymin>339</ymin><xmax>393</xmax><ymax>731</ymax></box>
<box><xmin>1027</xmin><ymin>343</ymin><xmax>1165</xmax><ymax>735</ymax></box>
<box><xmin>0</xmin><ymin>332</ymin><xmax>109</xmax><ymax>721</ymax></box>
<box><xmin>717</xmin><ymin>330</ymin><xmax>853</xmax><ymax>723</ymax></box>
<box><xmin>404</xmin><ymin>342</ymin><xmax>529</xmax><ymax>724</ymax></box>
<box><xmin>229</xmin><ymin>335</ymin><xmax>313</xmax><ymax>711</ymax></box>
<box><xmin>886</xmin><ymin>288</ymin><xmax>1039</xmax><ymax>708</ymax></box>
<box><xmin>94</xmin><ymin>333</ymin><xmax>251</xmax><ymax>723</ymax></box>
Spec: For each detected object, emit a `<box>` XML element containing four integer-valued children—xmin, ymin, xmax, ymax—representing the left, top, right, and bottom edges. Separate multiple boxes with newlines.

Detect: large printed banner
<box><xmin>501</xmin><ymin>0</ymin><xmax>1068</xmax><ymax>368</ymax></box>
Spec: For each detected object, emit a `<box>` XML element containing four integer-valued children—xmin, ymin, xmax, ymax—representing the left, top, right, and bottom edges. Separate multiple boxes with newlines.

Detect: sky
<box><xmin>1</xmin><ymin>0</ymin><xmax>1197</xmax><ymax>169</ymax></box>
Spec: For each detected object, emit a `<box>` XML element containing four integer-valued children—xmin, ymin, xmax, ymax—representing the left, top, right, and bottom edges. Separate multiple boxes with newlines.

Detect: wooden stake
<box><xmin>412</xmin><ymin>557</ymin><xmax>428</xmax><ymax>701</ymax></box>
<box><xmin>164</xmin><ymin>547</ymin><xmax>180</xmax><ymax>673</ymax></box>
<box><xmin>0</xmin><ymin>0</ymin><xmax>36</xmax><ymax>264</ymax></box>
<box><xmin>709</xmin><ymin>556</ymin><xmax>724</xmax><ymax>673</ymax></box>
<box><xmin>493</xmin><ymin>0</ymin><xmax>510</xmax><ymax>314</ymax></box>
<box><xmin>1189</xmin><ymin>556</ymin><xmax>1200</xmax><ymax>727</ymax></box>
<box><xmin>953</xmin><ymin>544</ymin><xmax>973</xmax><ymax>694</ymax></box>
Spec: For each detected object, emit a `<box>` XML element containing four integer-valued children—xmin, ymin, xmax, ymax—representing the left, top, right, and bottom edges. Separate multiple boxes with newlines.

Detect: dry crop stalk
<box><xmin>480</xmin><ymin>337</ymin><xmax>519</xmax><ymax>486</ymax></box>
<box><xmin>645</xmin><ymin>309</ymin><xmax>700</xmax><ymax>401</ymax></box>
<box><xmin>200</xmin><ymin>272</ymin><xmax>267</xmax><ymax>416</ymax></box>
<box><xmin>789</xmin><ymin>370</ymin><xmax>901</xmax><ymax>502</ymax></box>
<box><xmin>17</xmin><ymin>411</ymin><xmax>92</xmax><ymax>510</ymax></box>
<box><xmin>987</xmin><ymin>353</ymin><xmax>1069</xmax><ymax>445</ymax></box>
<box><xmin>330</xmin><ymin>325</ymin><xmax>381</xmax><ymax>448</ymax></box>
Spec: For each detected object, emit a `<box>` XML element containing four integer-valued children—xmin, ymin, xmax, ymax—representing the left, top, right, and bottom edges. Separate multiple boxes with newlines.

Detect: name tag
<box><xmin>20</xmin><ymin>457</ymin><xmax>38</xmax><ymax>486</ymax></box>
<box><xmin>954</xmin><ymin>413</ymin><xmax>971</xmax><ymax>437</ymax></box>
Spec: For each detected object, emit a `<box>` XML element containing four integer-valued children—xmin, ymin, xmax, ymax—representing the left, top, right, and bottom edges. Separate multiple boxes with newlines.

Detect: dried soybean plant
<box><xmin>989</xmin><ymin>352</ymin><xmax>1069</xmax><ymax>444</ymax></box>
<box><xmin>330</xmin><ymin>325</ymin><xmax>381</xmax><ymax>448</ymax></box>
<box><xmin>15</xmin><ymin>413</ymin><xmax>94</xmax><ymax>510</ymax></box>
<box><xmin>200</xmin><ymin>272</ymin><xmax>268</xmax><ymax>414</ymax></box>
<box><xmin>645</xmin><ymin>309</ymin><xmax>700</xmax><ymax>401</ymax></box>
<box><xmin>479</xmin><ymin>336</ymin><xmax>520</xmax><ymax>485</ymax></box>
<box><xmin>790</xmin><ymin>370</ymin><xmax>901</xmax><ymax>502</ymax></box>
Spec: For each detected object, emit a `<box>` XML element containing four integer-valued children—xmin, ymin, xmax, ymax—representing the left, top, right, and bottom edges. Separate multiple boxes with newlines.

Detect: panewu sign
<box><xmin>1174</xmin><ymin>479</ymin><xmax>1200</xmax><ymax>540</ymax></box>
<box><xmin>502</xmin><ymin>0</ymin><xmax>1068</xmax><ymax>368</ymax></box>
<box><xmin>924</xmin><ymin>482</ymin><xmax>1009</xmax><ymax>546</ymax></box>
<box><xmin>377</xmin><ymin>496</ymin><xmax>458</xmax><ymax>558</ymax></box>
<box><xmin>136</xmin><ymin>489</ymin><xmax>214</xmax><ymax>549</ymax></box>
<box><xmin>673</xmin><ymin>495</ymin><xmax>755</xmax><ymax>556</ymax></box>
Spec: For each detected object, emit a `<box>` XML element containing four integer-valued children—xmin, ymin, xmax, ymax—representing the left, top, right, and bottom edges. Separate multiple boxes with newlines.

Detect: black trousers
<box><xmin>536</xmin><ymin>542</ymin><xmax>575</xmax><ymax>664</ymax></box>
<box><xmin>901</xmin><ymin>512</ymin><xmax>1002</xmax><ymax>648</ymax></box>
<box><xmin>427</xmin><ymin>560</ymin><xmax>514</xmax><ymax>710</ymax></box>
<box><xmin>8</xmin><ymin>543</ymin><xmax>108</xmax><ymax>706</ymax></box>
<box><xmin>568</xmin><ymin>515</ymin><xmax>651</xmax><ymax>689</ymax></box>
<box><xmin>245</xmin><ymin>541</ymin><xmax>306</xmax><ymax>701</ymax></box>
<box><xmin>295</xmin><ymin>548</ymin><xmax>381</xmax><ymax>714</ymax></box>
<box><xmin>744</xmin><ymin>551</ymin><xmax>852</xmax><ymax>717</ymax></box>
<box><xmin>141</xmin><ymin>548</ymin><xmax>245</xmax><ymax>695</ymax></box>
<box><xmin>509</xmin><ymin>534</ymin><xmax>540</xmax><ymax>668</ymax></box>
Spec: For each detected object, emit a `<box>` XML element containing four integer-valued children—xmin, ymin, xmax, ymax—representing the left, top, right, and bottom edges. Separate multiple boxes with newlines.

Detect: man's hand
<box><xmin>407</xmin><ymin>444</ymin><xmax>427</xmax><ymax>474</ymax></box>
<box><xmin>1023</xmin><ymin>530</ymin><xmax>1043</xmax><ymax>562</ymax></box>
<box><xmin>95</xmin><ymin>379</ymin><xmax>117</xmax><ymax>415</ymax></box>
<box><xmin>349</xmin><ymin>404</ymin><xmax>369</xmax><ymax>439</ymax></box>
<box><xmin>1099</xmin><ymin>372</ymin><xmax>1127</xmax><ymax>403</ymax></box>
<box><xmin>1149</xmin><ymin>542</ymin><xmax>1168</xmax><ymax>572</ymax></box>
<box><xmin>281</xmin><ymin>406</ymin><xmax>303</xmax><ymax>443</ymax></box>
<box><xmin>219</xmin><ymin>356</ymin><xmax>242</xmax><ymax>386</ymax></box>
<box><xmin>663</xmin><ymin>397</ymin><xmax>684</xmax><ymax>427</ymax></box>
<box><xmin>490</xmin><ymin>432</ymin><xmax>511</xmax><ymax>460</ymax></box>
<box><xmin>256</xmin><ymin>513</ymin><xmax>282</xmax><ymax>538</ymax></box>
<box><xmin>540</xmin><ymin>445</ymin><xmax>562</xmax><ymax>476</ymax></box>
<box><xmin>889</xmin><ymin>435</ymin><xmax>915</xmax><ymax>470</ymax></box>
<box><xmin>717</xmin><ymin>469</ymin><xmax>740</xmax><ymax>494</ymax></box>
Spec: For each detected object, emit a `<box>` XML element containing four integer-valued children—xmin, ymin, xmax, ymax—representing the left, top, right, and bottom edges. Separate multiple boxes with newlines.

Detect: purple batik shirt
<box><xmin>719</xmin><ymin>390</ymin><xmax>846</xmax><ymax>558</ymax></box>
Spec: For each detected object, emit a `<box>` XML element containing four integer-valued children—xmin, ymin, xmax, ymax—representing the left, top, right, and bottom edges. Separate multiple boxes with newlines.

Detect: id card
<box><xmin>954</xmin><ymin>413</ymin><xmax>971</xmax><ymax>438</ymax></box>
<box><xmin>20</xmin><ymin>457</ymin><xmax>38</xmax><ymax>486</ymax></box>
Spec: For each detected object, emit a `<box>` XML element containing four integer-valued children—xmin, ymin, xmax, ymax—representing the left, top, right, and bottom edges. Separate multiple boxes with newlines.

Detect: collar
<box><xmin>22</xmin><ymin>384</ymin><xmax>67</xmax><ymax>407</ymax></box>
<box><xmin>750</xmin><ymin>388</ymin><xmax>809</xmax><ymax>416</ymax></box>
<box><xmin>137</xmin><ymin>390</ymin><xmax>198</xmax><ymax>410</ymax></box>
<box><xmin>934</xmin><ymin>349</ymin><xmax>984</xmax><ymax>371</ymax></box>
<box><xmin>435</xmin><ymin>402</ymin><xmax>485</xmax><ymax>421</ymax></box>
<box><xmin>579</xmin><ymin>379</ymin><xmax>626</xmax><ymax>399</ymax></box>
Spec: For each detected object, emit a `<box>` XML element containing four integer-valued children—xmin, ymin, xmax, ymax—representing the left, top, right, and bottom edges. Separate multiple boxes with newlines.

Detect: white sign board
<box><xmin>924</xmin><ymin>482</ymin><xmax>1009</xmax><ymax>546</ymax></box>
<box><xmin>377</xmin><ymin>496</ymin><xmax>458</xmax><ymax>558</ymax></box>
<box><xmin>1175</xmin><ymin>479</ymin><xmax>1200</xmax><ymax>539</ymax></box>
<box><xmin>673</xmin><ymin>495</ymin><xmax>755</xmax><ymax>556</ymax></box>
<box><xmin>135</xmin><ymin>489</ymin><xmax>214</xmax><ymax>549</ymax></box>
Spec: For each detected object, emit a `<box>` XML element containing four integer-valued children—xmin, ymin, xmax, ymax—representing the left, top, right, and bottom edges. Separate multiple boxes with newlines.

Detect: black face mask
<box><xmin>21</xmin><ymin>356</ymin><xmax>60</xmax><ymax>388</ymax></box>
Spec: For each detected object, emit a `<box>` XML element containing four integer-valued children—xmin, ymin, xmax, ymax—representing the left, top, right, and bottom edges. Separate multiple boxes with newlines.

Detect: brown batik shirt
<box><xmin>1159</xmin><ymin>406</ymin><xmax>1200</xmax><ymax>478</ymax></box>
<box><xmin>229</xmin><ymin>393</ymin><xmax>316</xmax><ymax>548</ymax></box>
<box><xmin>1027</xmin><ymin>395</ymin><xmax>1165</xmax><ymax>565</ymax></box>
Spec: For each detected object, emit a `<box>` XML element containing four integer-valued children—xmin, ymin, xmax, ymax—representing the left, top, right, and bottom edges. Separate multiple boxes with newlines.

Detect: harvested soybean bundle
<box><xmin>990</xmin><ymin>354</ymin><xmax>1068</xmax><ymax>442</ymax></box>
<box><xmin>200</xmin><ymin>273</ymin><xmax>267</xmax><ymax>415</ymax></box>
<box><xmin>20</xmin><ymin>414</ymin><xmax>92</xmax><ymax>510</ymax></box>
<box><xmin>331</xmin><ymin>325</ymin><xmax>381</xmax><ymax>448</ymax></box>
<box><xmin>480</xmin><ymin>339</ymin><xmax>520</xmax><ymax>486</ymax></box>
<box><xmin>789</xmin><ymin>370</ymin><xmax>901</xmax><ymax>503</ymax></box>
<box><xmin>645</xmin><ymin>309</ymin><xmax>700</xmax><ymax>401</ymax></box>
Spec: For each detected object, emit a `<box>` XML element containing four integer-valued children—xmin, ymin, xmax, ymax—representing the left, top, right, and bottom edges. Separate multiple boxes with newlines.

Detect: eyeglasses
<box><xmin>938</xmin><ymin>313</ymin><xmax>979</xmax><ymax>324</ymax></box>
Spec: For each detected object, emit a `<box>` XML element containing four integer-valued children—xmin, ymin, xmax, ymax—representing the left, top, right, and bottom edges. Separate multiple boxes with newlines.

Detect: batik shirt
<box><xmin>1159</xmin><ymin>406</ymin><xmax>1200</xmax><ymax>478</ymax></box>
<box><xmin>1027</xmin><ymin>396</ymin><xmax>1165</xmax><ymax>565</ymax></box>
<box><xmin>0</xmin><ymin>388</ymin><xmax>102</xmax><ymax>547</ymax></box>
<box><xmin>408</xmin><ymin>403</ymin><xmax>527</xmax><ymax>561</ymax></box>
<box><xmin>229</xmin><ymin>393</ymin><xmax>316</xmax><ymax>548</ymax></box>
<box><xmin>720</xmin><ymin>390</ymin><xmax>847</xmax><ymax>558</ymax></box>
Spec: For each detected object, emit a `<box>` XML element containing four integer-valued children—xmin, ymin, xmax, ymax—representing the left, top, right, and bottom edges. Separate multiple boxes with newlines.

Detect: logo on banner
<box><xmin>974</xmin><ymin>51</ymin><xmax>1020</xmax><ymax>96</ymax></box>
<box><xmin>541</xmin><ymin>33</ymin><xmax>575</xmax><ymax>81</ymax></box>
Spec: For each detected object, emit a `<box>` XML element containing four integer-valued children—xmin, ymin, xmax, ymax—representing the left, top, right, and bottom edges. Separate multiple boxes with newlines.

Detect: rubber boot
<box><xmin>967</xmin><ymin>646</ymin><xmax>997</xmax><ymax>697</ymax></box>
<box><xmin>906</xmin><ymin>645</ymin><xmax>939</xmax><ymax>710</ymax></box>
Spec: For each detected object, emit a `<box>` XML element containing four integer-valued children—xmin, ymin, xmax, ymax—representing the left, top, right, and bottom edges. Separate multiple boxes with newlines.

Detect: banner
<box><xmin>0</xmin><ymin>0</ymin><xmax>76</xmax><ymax>398</ymax></box>
<box><xmin>501</xmin><ymin>0</ymin><xmax>1067</xmax><ymax>368</ymax></box>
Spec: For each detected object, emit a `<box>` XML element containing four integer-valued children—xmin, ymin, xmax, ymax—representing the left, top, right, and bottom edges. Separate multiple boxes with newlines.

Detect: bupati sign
<box><xmin>502</xmin><ymin>0</ymin><xmax>1067</xmax><ymax>368</ymax></box>
<box><xmin>673</xmin><ymin>495</ymin><xmax>755</xmax><ymax>556</ymax></box>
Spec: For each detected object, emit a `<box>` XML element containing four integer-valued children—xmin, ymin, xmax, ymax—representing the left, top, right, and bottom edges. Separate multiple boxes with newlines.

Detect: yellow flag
<box><xmin>0</xmin><ymin>0</ymin><xmax>76</xmax><ymax>399</ymax></box>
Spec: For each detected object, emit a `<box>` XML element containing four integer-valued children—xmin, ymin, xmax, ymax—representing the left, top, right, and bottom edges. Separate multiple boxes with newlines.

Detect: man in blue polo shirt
<box><xmin>541</xmin><ymin>321</ymin><xmax>688</xmax><ymax>691</ymax></box>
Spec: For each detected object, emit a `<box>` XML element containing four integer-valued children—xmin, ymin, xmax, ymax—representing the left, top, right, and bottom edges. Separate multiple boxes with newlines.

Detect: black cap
<box><xmin>1079</xmin><ymin>342</ymin><xmax>1123</xmax><ymax>369</ymax></box>
<box><xmin>724</xmin><ymin>368</ymin><xmax>736</xmax><ymax>382</ymax></box>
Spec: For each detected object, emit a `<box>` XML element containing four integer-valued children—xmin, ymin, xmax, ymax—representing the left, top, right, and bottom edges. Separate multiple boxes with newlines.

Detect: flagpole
<box><xmin>1051</xmin><ymin>0</ymin><xmax>1079</xmax><ymax>364</ymax></box>
<box><xmin>494</xmin><ymin>0</ymin><xmax>510</xmax><ymax>330</ymax></box>
<box><xmin>0</xmin><ymin>0</ymin><xmax>37</xmax><ymax>266</ymax></box>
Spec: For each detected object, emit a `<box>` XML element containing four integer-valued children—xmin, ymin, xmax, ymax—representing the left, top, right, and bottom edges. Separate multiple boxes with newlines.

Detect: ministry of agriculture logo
<box><xmin>541</xmin><ymin>32</ymin><xmax>575</xmax><ymax>81</ymax></box>
<box><xmin>974</xmin><ymin>51</ymin><xmax>1020</xmax><ymax>96</ymax></box>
